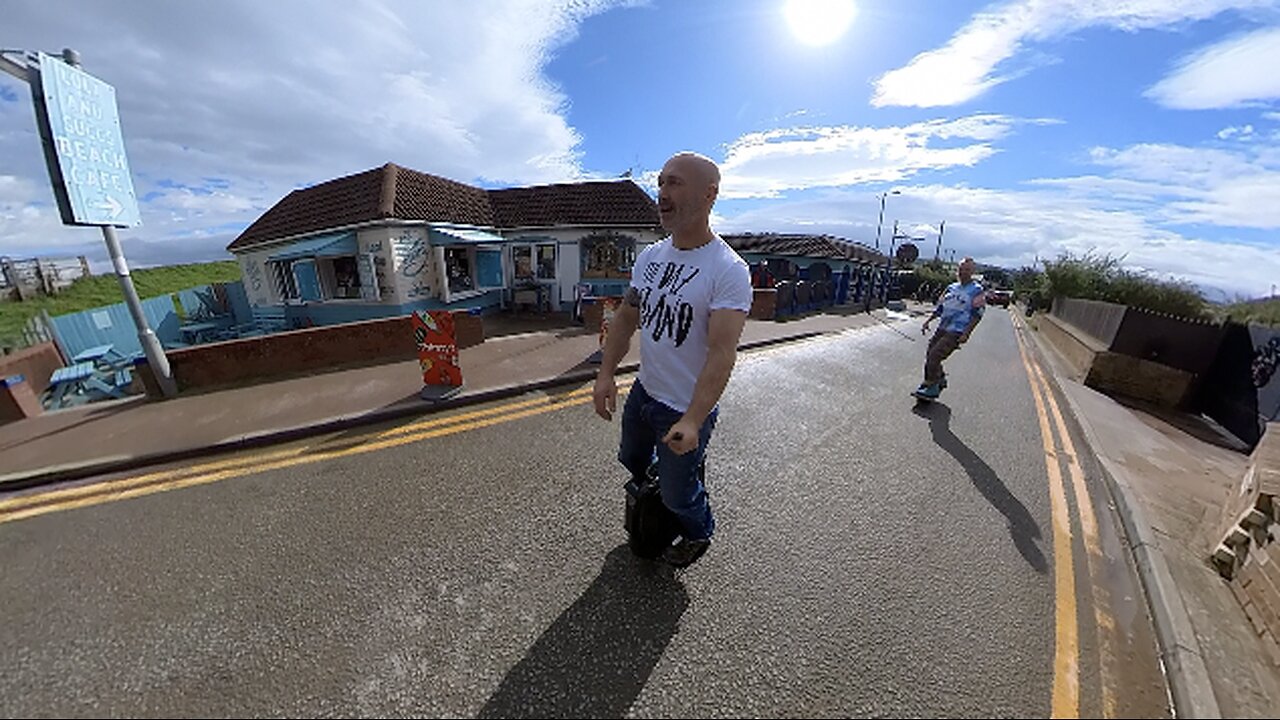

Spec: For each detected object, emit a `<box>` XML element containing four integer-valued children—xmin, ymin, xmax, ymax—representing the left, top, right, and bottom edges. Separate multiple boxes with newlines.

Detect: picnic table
<box><xmin>72</xmin><ymin>344</ymin><xmax>115</xmax><ymax>364</ymax></box>
<box><xmin>180</xmin><ymin>320</ymin><xmax>225</xmax><ymax>344</ymax></box>
<box><xmin>45</xmin><ymin>362</ymin><xmax>96</xmax><ymax>409</ymax></box>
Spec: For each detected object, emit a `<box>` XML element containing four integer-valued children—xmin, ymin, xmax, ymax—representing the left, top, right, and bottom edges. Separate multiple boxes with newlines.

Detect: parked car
<box><xmin>986</xmin><ymin>288</ymin><xmax>1012</xmax><ymax>307</ymax></box>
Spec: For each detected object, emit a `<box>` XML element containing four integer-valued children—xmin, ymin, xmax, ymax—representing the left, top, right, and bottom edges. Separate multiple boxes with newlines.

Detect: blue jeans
<box><xmin>618</xmin><ymin>381</ymin><xmax>718</xmax><ymax>541</ymax></box>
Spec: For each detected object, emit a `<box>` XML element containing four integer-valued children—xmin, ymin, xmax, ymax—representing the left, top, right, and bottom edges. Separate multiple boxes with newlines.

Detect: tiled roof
<box><xmin>227</xmin><ymin>166</ymin><xmax>389</xmax><ymax>252</ymax></box>
<box><xmin>228</xmin><ymin>163</ymin><xmax>658</xmax><ymax>252</ymax></box>
<box><xmin>489</xmin><ymin>181</ymin><xmax>660</xmax><ymax>228</ymax></box>
<box><xmin>721</xmin><ymin>233</ymin><xmax>889</xmax><ymax>264</ymax></box>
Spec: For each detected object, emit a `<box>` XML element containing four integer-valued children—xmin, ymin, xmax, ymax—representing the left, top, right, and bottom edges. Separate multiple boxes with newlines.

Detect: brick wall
<box><xmin>749</xmin><ymin>288</ymin><xmax>777</xmax><ymax>320</ymax></box>
<box><xmin>0</xmin><ymin>374</ymin><xmax>43</xmax><ymax>425</ymax></box>
<box><xmin>136</xmin><ymin>311</ymin><xmax>483</xmax><ymax>396</ymax></box>
<box><xmin>0</xmin><ymin>342</ymin><xmax>64</xmax><ymax>395</ymax></box>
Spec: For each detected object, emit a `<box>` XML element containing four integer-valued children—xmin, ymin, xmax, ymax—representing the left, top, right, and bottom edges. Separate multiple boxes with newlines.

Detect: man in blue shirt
<box><xmin>917</xmin><ymin>257</ymin><xmax>986</xmax><ymax>398</ymax></box>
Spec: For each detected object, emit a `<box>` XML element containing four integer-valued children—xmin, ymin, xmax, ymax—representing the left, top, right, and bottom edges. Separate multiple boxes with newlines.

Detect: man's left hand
<box><xmin>958</xmin><ymin>332</ymin><xmax>971</xmax><ymax>344</ymax></box>
<box><xmin>662</xmin><ymin>418</ymin><xmax>700</xmax><ymax>455</ymax></box>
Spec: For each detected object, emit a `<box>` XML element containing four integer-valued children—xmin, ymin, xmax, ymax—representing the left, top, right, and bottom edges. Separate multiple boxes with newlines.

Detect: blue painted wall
<box><xmin>284</xmin><ymin>289</ymin><xmax>502</xmax><ymax>328</ymax></box>
<box><xmin>51</xmin><ymin>294</ymin><xmax>183</xmax><ymax>360</ymax></box>
<box><xmin>50</xmin><ymin>281</ymin><xmax>254</xmax><ymax>360</ymax></box>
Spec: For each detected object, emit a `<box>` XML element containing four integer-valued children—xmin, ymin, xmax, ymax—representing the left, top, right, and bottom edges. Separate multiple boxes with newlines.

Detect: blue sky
<box><xmin>2</xmin><ymin>0</ymin><xmax>1279</xmax><ymax>298</ymax></box>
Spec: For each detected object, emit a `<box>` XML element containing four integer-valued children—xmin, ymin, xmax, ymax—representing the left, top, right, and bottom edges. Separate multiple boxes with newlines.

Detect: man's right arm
<box><xmin>593</xmin><ymin>298</ymin><xmax>640</xmax><ymax>421</ymax></box>
<box><xmin>599</xmin><ymin>300</ymin><xmax>639</xmax><ymax>377</ymax></box>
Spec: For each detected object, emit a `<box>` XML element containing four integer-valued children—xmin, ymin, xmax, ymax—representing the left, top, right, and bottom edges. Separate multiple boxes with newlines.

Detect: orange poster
<box><xmin>412</xmin><ymin>310</ymin><xmax>462</xmax><ymax>388</ymax></box>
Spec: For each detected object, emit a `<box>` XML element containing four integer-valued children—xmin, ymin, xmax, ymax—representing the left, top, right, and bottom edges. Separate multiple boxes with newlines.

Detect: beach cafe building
<box><xmin>226</xmin><ymin>163</ymin><xmax>666</xmax><ymax>327</ymax></box>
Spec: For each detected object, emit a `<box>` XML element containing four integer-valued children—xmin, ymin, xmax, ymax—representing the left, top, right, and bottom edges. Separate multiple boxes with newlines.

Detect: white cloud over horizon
<box><xmin>717</xmin><ymin>182</ymin><xmax>1280</xmax><ymax>299</ymax></box>
<box><xmin>1042</xmin><ymin>141</ymin><xmax>1280</xmax><ymax>229</ymax></box>
<box><xmin>872</xmin><ymin>0</ymin><xmax>1276</xmax><ymax>108</ymax></box>
<box><xmin>1146</xmin><ymin>25</ymin><xmax>1280</xmax><ymax>109</ymax></box>
<box><xmin>0</xmin><ymin>0</ymin><xmax>636</xmax><ymax>265</ymax></box>
<box><xmin>718</xmin><ymin>114</ymin><xmax>1055</xmax><ymax>198</ymax></box>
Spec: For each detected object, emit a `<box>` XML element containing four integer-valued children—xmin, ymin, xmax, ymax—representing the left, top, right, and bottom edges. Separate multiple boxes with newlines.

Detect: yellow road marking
<box><xmin>1018</xmin><ymin>319</ymin><xmax>1117</xmax><ymax>718</ymax></box>
<box><xmin>1</xmin><ymin>381</ymin><xmax>631</xmax><ymax>524</ymax></box>
<box><xmin>1015</xmin><ymin>321</ymin><xmax>1080</xmax><ymax>719</ymax></box>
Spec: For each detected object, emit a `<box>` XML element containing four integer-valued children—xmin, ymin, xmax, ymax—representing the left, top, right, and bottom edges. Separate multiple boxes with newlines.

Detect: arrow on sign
<box><xmin>96</xmin><ymin>196</ymin><xmax>123</xmax><ymax>220</ymax></box>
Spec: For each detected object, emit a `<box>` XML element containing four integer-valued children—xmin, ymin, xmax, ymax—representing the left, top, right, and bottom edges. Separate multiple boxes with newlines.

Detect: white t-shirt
<box><xmin>629</xmin><ymin>235</ymin><xmax>752</xmax><ymax>413</ymax></box>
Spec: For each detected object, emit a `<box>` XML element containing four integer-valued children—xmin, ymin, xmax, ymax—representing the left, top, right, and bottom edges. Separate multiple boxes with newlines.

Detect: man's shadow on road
<box><xmin>912</xmin><ymin>401</ymin><xmax>1048</xmax><ymax>574</ymax></box>
<box><xmin>477</xmin><ymin>544</ymin><xmax>688</xmax><ymax>719</ymax></box>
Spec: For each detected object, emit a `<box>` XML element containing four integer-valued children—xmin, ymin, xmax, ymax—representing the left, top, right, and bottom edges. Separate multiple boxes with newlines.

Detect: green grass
<box><xmin>1216</xmin><ymin>297</ymin><xmax>1280</xmax><ymax>327</ymax></box>
<box><xmin>0</xmin><ymin>261</ymin><xmax>242</xmax><ymax>346</ymax></box>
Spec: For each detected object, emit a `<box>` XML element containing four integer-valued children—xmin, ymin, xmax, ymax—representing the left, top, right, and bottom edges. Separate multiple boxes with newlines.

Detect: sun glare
<box><xmin>783</xmin><ymin>0</ymin><xmax>858</xmax><ymax>47</ymax></box>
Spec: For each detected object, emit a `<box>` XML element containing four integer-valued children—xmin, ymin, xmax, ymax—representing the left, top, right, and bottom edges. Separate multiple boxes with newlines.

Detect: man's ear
<box><xmin>707</xmin><ymin>183</ymin><xmax>719</xmax><ymax>206</ymax></box>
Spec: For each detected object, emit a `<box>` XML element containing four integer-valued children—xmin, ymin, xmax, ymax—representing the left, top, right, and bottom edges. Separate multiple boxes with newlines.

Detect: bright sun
<box><xmin>783</xmin><ymin>0</ymin><xmax>858</xmax><ymax>47</ymax></box>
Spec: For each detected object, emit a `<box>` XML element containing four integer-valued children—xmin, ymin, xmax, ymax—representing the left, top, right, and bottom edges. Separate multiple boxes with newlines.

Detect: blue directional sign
<box><xmin>30</xmin><ymin>52</ymin><xmax>141</xmax><ymax>227</ymax></box>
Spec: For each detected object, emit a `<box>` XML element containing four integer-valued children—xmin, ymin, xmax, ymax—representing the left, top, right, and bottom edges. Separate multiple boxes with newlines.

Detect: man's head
<box><xmin>657</xmin><ymin>152</ymin><xmax>720</xmax><ymax>235</ymax></box>
<box><xmin>958</xmin><ymin>257</ymin><xmax>976</xmax><ymax>284</ymax></box>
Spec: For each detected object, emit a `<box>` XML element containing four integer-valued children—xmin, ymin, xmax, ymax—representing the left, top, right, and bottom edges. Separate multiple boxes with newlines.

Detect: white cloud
<box><xmin>1147</xmin><ymin>26</ymin><xmax>1280</xmax><ymax>109</ymax></box>
<box><xmin>1217</xmin><ymin>124</ymin><xmax>1256</xmax><ymax>139</ymax></box>
<box><xmin>1265</xmin><ymin>111</ymin><xmax>1280</xmax><ymax>120</ymax></box>
<box><xmin>0</xmin><ymin>0</ymin><xmax>638</xmax><ymax>264</ymax></box>
<box><xmin>872</xmin><ymin>0</ymin><xmax>1275</xmax><ymax>108</ymax></box>
<box><xmin>719</xmin><ymin>114</ymin><xmax>1051</xmax><ymax>198</ymax></box>
<box><xmin>716</xmin><ymin>183</ymin><xmax>1280</xmax><ymax>298</ymax></box>
<box><xmin>1056</xmin><ymin>142</ymin><xmax>1280</xmax><ymax>229</ymax></box>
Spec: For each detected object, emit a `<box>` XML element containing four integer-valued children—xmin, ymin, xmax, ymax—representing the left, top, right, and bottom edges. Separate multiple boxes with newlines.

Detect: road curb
<box><xmin>1018</xmin><ymin>316</ymin><xmax>1222</xmax><ymax>719</ymax></box>
<box><xmin>0</xmin><ymin>330</ymin><xmax>829</xmax><ymax>493</ymax></box>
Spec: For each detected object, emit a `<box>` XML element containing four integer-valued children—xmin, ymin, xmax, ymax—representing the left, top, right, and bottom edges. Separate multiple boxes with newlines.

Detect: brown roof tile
<box><xmin>489</xmin><ymin>180</ymin><xmax>659</xmax><ymax>228</ymax></box>
<box><xmin>227</xmin><ymin>165</ymin><xmax>389</xmax><ymax>251</ymax></box>
<box><xmin>228</xmin><ymin>163</ymin><xmax>658</xmax><ymax>252</ymax></box>
<box><xmin>722</xmin><ymin>233</ymin><xmax>888</xmax><ymax>264</ymax></box>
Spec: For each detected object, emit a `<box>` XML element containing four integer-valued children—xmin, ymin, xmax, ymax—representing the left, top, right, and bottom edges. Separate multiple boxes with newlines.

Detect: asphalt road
<box><xmin>0</xmin><ymin>308</ymin><xmax>1171</xmax><ymax>718</ymax></box>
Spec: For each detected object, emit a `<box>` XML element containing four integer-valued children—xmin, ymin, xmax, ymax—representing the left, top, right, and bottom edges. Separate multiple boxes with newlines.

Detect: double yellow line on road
<box><xmin>0</xmin><ymin>379</ymin><xmax>632</xmax><ymax>525</ymax></box>
<box><xmin>1011</xmin><ymin>314</ymin><xmax>1114</xmax><ymax>719</ymax></box>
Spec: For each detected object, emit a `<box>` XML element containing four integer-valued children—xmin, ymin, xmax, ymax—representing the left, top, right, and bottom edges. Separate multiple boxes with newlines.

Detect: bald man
<box><xmin>593</xmin><ymin>151</ymin><xmax>752</xmax><ymax>568</ymax></box>
<box><xmin>917</xmin><ymin>257</ymin><xmax>986</xmax><ymax>399</ymax></box>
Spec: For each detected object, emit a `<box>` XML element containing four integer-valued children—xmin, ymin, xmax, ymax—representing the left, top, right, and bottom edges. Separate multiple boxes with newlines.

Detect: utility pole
<box><xmin>935</xmin><ymin>220</ymin><xmax>945</xmax><ymax>262</ymax></box>
<box><xmin>1</xmin><ymin>47</ymin><xmax>176</xmax><ymax>396</ymax></box>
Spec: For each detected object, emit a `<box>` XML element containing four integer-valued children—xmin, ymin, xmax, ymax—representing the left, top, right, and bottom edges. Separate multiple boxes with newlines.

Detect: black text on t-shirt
<box><xmin>639</xmin><ymin>261</ymin><xmax>701</xmax><ymax>348</ymax></box>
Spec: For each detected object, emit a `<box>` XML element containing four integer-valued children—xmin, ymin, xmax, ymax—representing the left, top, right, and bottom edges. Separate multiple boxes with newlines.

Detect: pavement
<box><xmin>1021</xmin><ymin>312</ymin><xmax>1280</xmax><ymax>718</ymax></box>
<box><xmin>3</xmin><ymin>301</ymin><xmax>1277</xmax><ymax>717</ymax></box>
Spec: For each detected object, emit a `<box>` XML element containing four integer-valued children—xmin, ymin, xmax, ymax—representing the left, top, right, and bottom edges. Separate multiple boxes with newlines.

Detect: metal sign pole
<box><xmin>58</xmin><ymin>51</ymin><xmax>176</xmax><ymax>397</ymax></box>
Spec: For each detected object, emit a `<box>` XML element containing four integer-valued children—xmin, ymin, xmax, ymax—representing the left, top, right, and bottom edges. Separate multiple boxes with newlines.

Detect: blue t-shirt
<box><xmin>935</xmin><ymin>281</ymin><xmax>986</xmax><ymax>334</ymax></box>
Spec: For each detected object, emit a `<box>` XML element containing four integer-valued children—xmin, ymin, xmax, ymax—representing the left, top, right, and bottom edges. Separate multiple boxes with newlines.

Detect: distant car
<box><xmin>986</xmin><ymin>288</ymin><xmax>1012</xmax><ymax>307</ymax></box>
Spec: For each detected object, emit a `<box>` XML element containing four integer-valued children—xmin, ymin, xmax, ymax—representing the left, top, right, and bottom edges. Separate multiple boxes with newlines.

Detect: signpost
<box><xmin>2</xmin><ymin>48</ymin><xmax>175</xmax><ymax>396</ymax></box>
<box><xmin>30</xmin><ymin>52</ymin><xmax>141</xmax><ymax>227</ymax></box>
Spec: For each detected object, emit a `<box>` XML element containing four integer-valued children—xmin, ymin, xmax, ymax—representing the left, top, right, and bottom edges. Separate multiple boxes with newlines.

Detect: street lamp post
<box><xmin>874</xmin><ymin>190</ymin><xmax>900</xmax><ymax>252</ymax></box>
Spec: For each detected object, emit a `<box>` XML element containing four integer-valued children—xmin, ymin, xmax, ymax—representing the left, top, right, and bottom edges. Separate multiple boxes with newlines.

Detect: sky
<box><xmin>2</xmin><ymin>0</ymin><xmax>1279</xmax><ymax>300</ymax></box>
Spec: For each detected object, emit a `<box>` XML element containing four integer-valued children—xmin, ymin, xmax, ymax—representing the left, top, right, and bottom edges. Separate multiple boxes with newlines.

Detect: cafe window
<box><xmin>536</xmin><ymin>243</ymin><xmax>557</xmax><ymax>280</ymax></box>
<box><xmin>441</xmin><ymin>245</ymin><xmax>503</xmax><ymax>301</ymax></box>
<box><xmin>511</xmin><ymin>242</ymin><xmax>558</xmax><ymax>281</ymax></box>
<box><xmin>581</xmin><ymin>233</ymin><xmax>636</xmax><ymax>280</ymax></box>
<box><xmin>513</xmin><ymin>245</ymin><xmax>534</xmax><ymax>281</ymax></box>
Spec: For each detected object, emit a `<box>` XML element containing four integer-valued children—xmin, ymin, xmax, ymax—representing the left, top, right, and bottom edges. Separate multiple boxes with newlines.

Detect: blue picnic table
<box><xmin>45</xmin><ymin>362</ymin><xmax>96</xmax><ymax>409</ymax></box>
<box><xmin>72</xmin><ymin>344</ymin><xmax>115</xmax><ymax>364</ymax></box>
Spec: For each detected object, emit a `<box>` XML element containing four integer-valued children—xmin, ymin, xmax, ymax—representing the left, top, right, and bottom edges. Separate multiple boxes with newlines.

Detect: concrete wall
<box><xmin>1038</xmin><ymin>312</ymin><xmax>1197</xmax><ymax>409</ymax></box>
<box><xmin>1035</xmin><ymin>314</ymin><xmax>1102</xmax><ymax>381</ymax></box>
<box><xmin>1051</xmin><ymin>297</ymin><xmax>1127</xmax><ymax>348</ymax></box>
<box><xmin>135</xmin><ymin>311</ymin><xmax>483</xmax><ymax>396</ymax></box>
<box><xmin>1210</xmin><ymin>424</ymin><xmax>1280</xmax><ymax>661</ymax></box>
